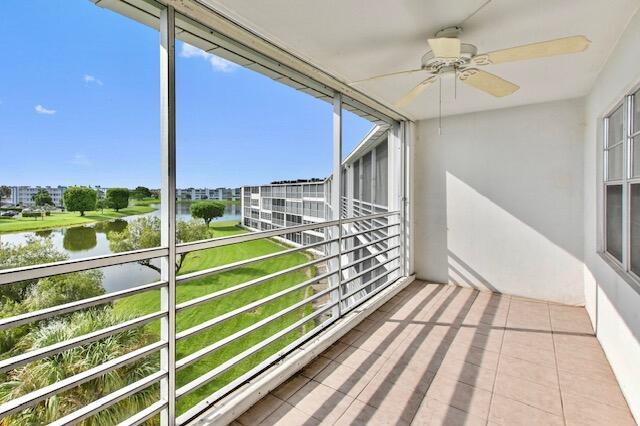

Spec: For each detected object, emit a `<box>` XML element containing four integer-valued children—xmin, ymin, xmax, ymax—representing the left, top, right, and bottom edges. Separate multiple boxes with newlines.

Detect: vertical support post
<box><xmin>399</xmin><ymin>122</ymin><xmax>409</xmax><ymax>277</ymax></box>
<box><xmin>160</xmin><ymin>6</ymin><xmax>176</xmax><ymax>425</ymax></box>
<box><xmin>388</xmin><ymin>123</ymin><xmax>403</xmax><ymax>279</ymax></box>
<box><xmin>331</xmin><ymin>92</ymin><xmax>343</xmax><ymax>316</ymax></box>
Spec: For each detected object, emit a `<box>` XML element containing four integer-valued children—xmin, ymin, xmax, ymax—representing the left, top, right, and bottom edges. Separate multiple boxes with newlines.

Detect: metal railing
<box><xmin>0</xmin><ymin>211</ymin><xmax>402</xmax><ymax>425</ymax></box>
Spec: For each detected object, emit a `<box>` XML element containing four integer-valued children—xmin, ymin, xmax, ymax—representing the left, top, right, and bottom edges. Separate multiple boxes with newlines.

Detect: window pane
<box><xmin>362</xmin><ymin>152</ymin><xmax>372</xmax><ymax>202</ymax></box>
<box><xmin>607</xmin><ymin>144</ymin><xmax>624</xmax><ymax>181</ymax></box>
<box><xmin>375</xmin><ymin>140</ymin><xmax>388</xmax><ymax>206</ymax></box>
<box><xmin>633</xmin><ymin>136</ymin><xmax>640</xmax><ymax>178</ymax></box>
<box><xmin>634</xmin><ymin>91</ymin><xmax>640</xmax><ymax>134</ymax></box>
<box><xmin>606</xmin><ymin>185</ymin><xmax>623</xmax><ymax>262</ymax></box>
<box><xmin>608</xmin><ymin>106</ymin><xmax>624</xmax><ymax>146</ymax></box>
<box><xmin>631</xmin><ymin>184</ymin><xmax>640</xmax><ymax>274</ymax></box>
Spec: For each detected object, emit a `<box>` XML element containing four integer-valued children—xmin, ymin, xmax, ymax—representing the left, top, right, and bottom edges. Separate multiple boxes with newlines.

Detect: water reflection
<box><xmin>63</xmin><ymin>226</ymin><xmax>97</xmax><ymax>252</ymax></box>
<box><xmin>1</xmin><ymin>202</ymin><xmax>240</xmax><ymax>292</ymax></box>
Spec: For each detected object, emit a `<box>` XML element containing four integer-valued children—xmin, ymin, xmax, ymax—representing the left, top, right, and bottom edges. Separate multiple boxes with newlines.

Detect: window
<box><xmin>603</xmin><ymin>89</ymin><xmax>640</xmax><ymax>277</ymax></box>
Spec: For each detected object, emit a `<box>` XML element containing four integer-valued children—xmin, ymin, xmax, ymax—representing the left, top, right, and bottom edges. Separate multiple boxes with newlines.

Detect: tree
<box><xmin>131</xmin><ymin>186</ymin><xmax>152</xmax><ymax>199</ymax></box>
<box><xmin>190</xmin><ymin>200</ymin><xmax>225</xmax><ymax>227</ymax></box>
<box><xmin>0</xmin><ymin>185</ymin><xmax>11</xmax><ymax>203</ymax></box>
<box><xmin>32</xmin><ymin>189</ymin><xmax>53</xmax><ymax>207</ymax></box>
<box><xmin>108</xmin><ymin>217</ymin><xmax>209</xmax><ymax>273</ymax></box>
<box><xmin>96</xmin><ymin>198</ymin><xmax>106</xmax><ymax>213</ymax></box>
<box><xmin>105</xmin><ymin>188</ymin><xmax>129</xmax><ymax>212</ymax></box>
<box><xmin>0</xmin><ymin>236</ymin><xmax>67</xmax><ymax>302</ymax></box>
<box><xmin>63</xmin><ymin>186</ymin><xmax>97</xmax><ymax>216</ymax></box>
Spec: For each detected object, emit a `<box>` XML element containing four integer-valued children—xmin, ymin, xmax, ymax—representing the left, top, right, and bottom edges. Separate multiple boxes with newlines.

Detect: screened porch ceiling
<box><xmin>185</xmin><ymin>0</ymin><xmax>638</xmax><ymax>120</ymax></box>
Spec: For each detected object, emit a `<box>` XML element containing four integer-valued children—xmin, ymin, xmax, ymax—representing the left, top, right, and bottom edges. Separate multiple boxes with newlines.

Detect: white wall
<box><xmin>583</xmin><ymin>9</ymin><xmax>640</xmax><ymax>421</ymax></box>
<box><xmin>414</xmin><ymin>98</ymin><xmax>585</xmax><ymax>305</ymax></box>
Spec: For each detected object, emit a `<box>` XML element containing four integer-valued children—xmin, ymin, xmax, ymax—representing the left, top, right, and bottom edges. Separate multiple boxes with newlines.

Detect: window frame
<box><xmin>602</xmin><ymin>87</ymin><xmax>640</xmax><ymax>285</ymax></box>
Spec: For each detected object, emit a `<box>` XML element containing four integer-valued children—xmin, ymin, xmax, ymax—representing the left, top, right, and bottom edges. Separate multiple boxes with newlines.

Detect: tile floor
<box><xmin>233</xmin><ymin>282</ymin><xmax>637</xmax><ymax>425</ymax></box>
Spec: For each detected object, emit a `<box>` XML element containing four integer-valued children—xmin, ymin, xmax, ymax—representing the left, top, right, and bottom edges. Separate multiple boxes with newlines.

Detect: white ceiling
<box><xmin>200</xmin><ymin>0</ymin><xmax>639</xmax><ymax>121</ymax></box>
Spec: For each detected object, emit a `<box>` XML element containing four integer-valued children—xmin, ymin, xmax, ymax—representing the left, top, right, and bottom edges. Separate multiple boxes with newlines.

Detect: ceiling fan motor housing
<box><xmin>422</xmin><ymin>42</ymin><xmax>478</xmax><ymax>74</ymax></box>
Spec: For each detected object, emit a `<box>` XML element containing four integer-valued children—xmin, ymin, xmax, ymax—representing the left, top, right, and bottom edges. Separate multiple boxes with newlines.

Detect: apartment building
<box><xmin>4</xmin><ymin>185</ymin><xmax>108</xmax><ymax>208</ymax></box>
<box><xmin>176</xmin><ymin>187</ymin><xmax>241</xmax><ymax>201</ymax></box>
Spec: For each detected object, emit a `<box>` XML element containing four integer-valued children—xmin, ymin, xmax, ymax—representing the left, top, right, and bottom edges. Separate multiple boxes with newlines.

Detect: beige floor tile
<box><xmin>339</xmin><ymin>328</ymin><xmax>364</xmax><ymax>345</ymax></box>
<box><xmin>287</xmin><ymin>380</ymin><xmax>354</xmax><ymax>423</ymax></box>
<box><xmin>497</xmin><ymin>354</ymin><xmax>558</xmax><ymax>388</ymax></box>
<box><xmin>272</xmin><ymin>374</ymin><xmax>310</xmax><ymax>401</ymax></box>
<box><xmin>237</xmin><ymin>394</ymin><xmax>284</xmax><ymax>425</ymax></box>
<box><xmin>335</xmin><ymin>399</ymin><xmax>410</xmax><ymax>426</ymax></box>
<box><xmin>499</xmin><ymin>339</ymin><xmax>556</xmax><ymax>368</ymax></box>
<box><xmin>334</xmin><ymin>345</ymin><xmax>388</xmax><ymax>375</ymax></box>
<box><xmin>322</xmin><ymin>341</ymin><xmax>350</xmax><ymax>360</ymax></box>
<box><xmin>488</xmin><ymin>394</ymin><xmax>564</xmax><ymax>426</ymax></box>
<box><xmin>556</xmin><ymin>352</ymin><xmax>618</xmax><ymax>384</ymax></box>
<box><xmin>502</xmin><ymin>328</ymin><xmax>554</xmax><ymax>352</ymax></box>
<box><xmin>436</xmin><ymin>356</ymin><xmax>497</xmax><ymax>392</ymax></box>
<box><xmin>314</xmin><ymin>360</ymin><xmax>376</xmax><ymax>398</ymax></box>
<box><xmin>412</xmin><ymin>398</ymin><xmax>487</xmax><ymax>426</ymax></box>
<box><xmin>450</xmin><ymin>325</ymin><xmax>504</xmax><ymax>353</ymax></box>
<box><xmin>301</xmin><ymin>355</ymin><xmax>333</xmax><ymax>379</ymax></box>
<box><xmin>259</xmin><ymin>401</ymin><xmax>320</xmax><ymax>426</ymax></box>
<box><xmin>425</xmin><ymin>374</ymin><xmax>493</xmax><ymax>419</ymax></box>
<box><xmin>493</xmin><ymin>370</ymin><xmax>562</xmax><ymax>415</ymax></box>
<box><xmin>445</xmin><ymin>341</ymin><xmax>500</xmax><ymax>371</ymax></box>
<box><xmin>558</xmin><ymin>369</ymin><xmax>629</xmax><ymax>410</ymax></box>
<box><xmin>562</xmin><ymin>391</ymin><xmax>636</xmax><ymax>426</ymax></box>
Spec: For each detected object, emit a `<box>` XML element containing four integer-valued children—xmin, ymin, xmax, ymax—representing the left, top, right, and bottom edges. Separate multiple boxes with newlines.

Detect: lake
<box><xmin>0</xmin><ymin>203</ymin><xmax>241</xmax><ymax>292</ymax></box>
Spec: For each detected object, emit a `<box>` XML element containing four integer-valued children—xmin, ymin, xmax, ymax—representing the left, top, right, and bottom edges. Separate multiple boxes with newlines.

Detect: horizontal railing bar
<box><xmin>341</xmin><ymin>256</ymin><xmax>400</xmax><ymax>290</ymax></box>
<box><xmin>176</xmin><ymin>301</ymin><xmax>337</xmax><ymax>399</ymax></box>
<box><xmin>176</xmin><ymin>255</ymin><xmax>336</xmax><ymax>313</ymax></box>
<box><xmin>342</xmin><ymin>266</ymin><xmax>401</xmax><ymax>302</ymax></box>
<box><xmin>342</xmin><ymin>223</ymin><xmax>399</xmax><ymax>240</ymax></box>
<box><xmin>0</xmin><ymin>311</ymin><xmax>167</xmax><ymax>374</ymax></box>
<box><xmin>340</xmin><ymin>211</ymin><xmax>398</xmax><ymax>225</ymax></box>
<box><xmin>176</xmin><ymin>238</ymin><xmax>338</xmax><ymax>284</ymax></box>
<box><xmin>176</xmin><ymin>314</ymin><xmax>339</xmax><ymax>425</ymax></box>
<box><xmin>0</xmin><ymin>281</ymin><xmax>167</xmax><ymax>331</ymax></box>
<box><xmin>176</xmin><ymin>284</ymin><xmax>336</xmax><ymax>371</ymax></box>
<box><xmin>176</xmin><ymin>211</ymin><xmax>399</xmax><ymax>254</ymax></box>
<box><xmin>48</xmin><ymin>370</ymin><xmax>166</xmax><ymax>426</ymax></box>
<box><xmin>0</xmin><ymin>341</ymin><xmax>165</xmax><ymax>419</ymax></box>
<box><xmin>0</xmin><ymin>247</ymin><xmax>168</xmax><ymax>286</ymax></box>
<box><xmin>117</xmin><ymin>400</ymin><xmax>168</xmax><ymax>426</ymax></box>
<box><xmin>340</xmin><ymin>245</ymin><xmax>400</xmax><ymax>275</ymax></box>
<box><xmin>177</xmin><ymin>269</ymin><xmax>337</xmax><ymax>341</ymax></box>
<box><xmin>340</xmin><ymin>233</ymin><xmax>399</xmax><ymax>256</ymax></box>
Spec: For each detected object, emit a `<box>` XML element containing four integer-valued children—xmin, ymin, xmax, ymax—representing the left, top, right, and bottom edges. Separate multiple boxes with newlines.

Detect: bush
<box><xmin>22</xmin><ymin>211</ymin><xmax>44</xmax><ymax>219</ymax></box>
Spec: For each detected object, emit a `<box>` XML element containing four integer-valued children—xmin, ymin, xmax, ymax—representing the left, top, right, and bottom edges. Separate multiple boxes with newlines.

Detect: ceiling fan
<box><xmin>351</xmin><ymin>26</ymin><xmax>591</xmax><ymax>109</ymax></box>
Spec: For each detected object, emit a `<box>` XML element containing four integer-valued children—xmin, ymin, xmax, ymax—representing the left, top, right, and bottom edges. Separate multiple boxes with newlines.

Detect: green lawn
<box><xmin>114</xmin><ymin>220</ymin><xmax>319</xmax><ymax>415</ymax></box>
<box><xmin>0</xmin><ymin>205</ymin><xmax>156</xmax><ymax>234</ymax></box>
<box><xmin>132</xmin><ymin>197</ymin><xmax>160</xmax><ymax>206</ymax></box>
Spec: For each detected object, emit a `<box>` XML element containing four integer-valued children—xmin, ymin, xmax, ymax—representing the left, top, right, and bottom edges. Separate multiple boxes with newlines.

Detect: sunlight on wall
<box><xmin>446</xmin><ymin>172</ymin><xmax>584</xmax><ymax>305</ymax></box>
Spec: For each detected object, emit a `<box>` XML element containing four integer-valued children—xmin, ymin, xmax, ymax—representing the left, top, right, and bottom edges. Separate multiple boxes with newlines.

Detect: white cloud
<box><xmin>83</xmin><ymin>74</ymin><xmax>103</xmax><ymax>86</ymax></box>
<box><xmin>35</xmin><ymin>105</ymin><xmax>56</xmax><ymax>115</ymax></box>
<box><xmin>180</xmin><ymin>42</ymin><xmax>238</xmax><ymax>73</ymax></box>
<box><xmin>69</xmin><ymin>153</ymin><xmax>92</xmax><ymax>167</ymax></box>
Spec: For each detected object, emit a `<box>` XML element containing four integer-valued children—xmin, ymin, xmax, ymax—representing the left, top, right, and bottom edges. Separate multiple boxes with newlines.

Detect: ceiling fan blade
<box><xmin>428</xmin><ymin>38</ymin><xmax>461</xmax><ymax>59</ymax></box>
<box><xmin>472</xmin><ymin>35</ymin><xmax>590</xmax><ymax>66</ymax></box>
<box><xmin>350</xmin><ymin>68</ymin><xmax>426</xmax><ymax>84</ymax></box>
<box><xmin>458</xmin><ymin>68</ymin><xmax>519</xmax><ymax>97</ymax></box>
<box><xmin>394</xmin><ymin>75</ymin><xmax>438</xmax><ymax>108</ymax></box>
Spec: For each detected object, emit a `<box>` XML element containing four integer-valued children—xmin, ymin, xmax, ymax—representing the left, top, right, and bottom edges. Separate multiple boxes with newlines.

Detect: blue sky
<box><xmin>0</xmin><ymin>0</ymin><xmax>373</xmax><ymax>188</ymax></box>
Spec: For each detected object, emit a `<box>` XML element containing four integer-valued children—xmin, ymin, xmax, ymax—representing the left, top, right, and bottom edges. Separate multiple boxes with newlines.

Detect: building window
<box><xmin>603</xmin><ymin>89</ymin><xmax>640</xmax><ymax>276</ymax></box>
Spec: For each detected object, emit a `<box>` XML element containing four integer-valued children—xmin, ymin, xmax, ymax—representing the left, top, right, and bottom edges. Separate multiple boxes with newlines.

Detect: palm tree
<box><xmin>0</xmin><ymin>308</ymin><xmax>160</xmax><ymax>426</ymax></box>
